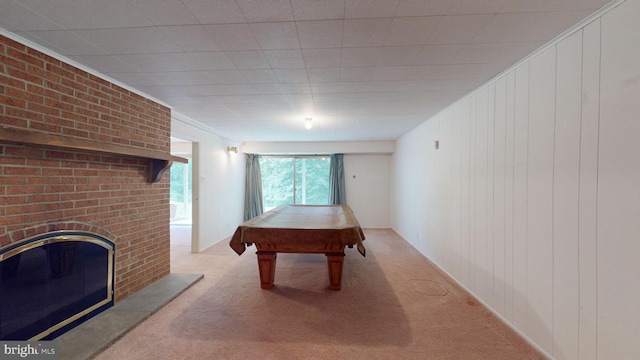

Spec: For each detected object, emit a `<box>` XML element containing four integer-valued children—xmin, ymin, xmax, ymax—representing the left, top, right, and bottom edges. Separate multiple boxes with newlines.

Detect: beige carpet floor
<box><xmin>94</xmin><ymin>227</ymin><xmax>545</xmax><ymax>360</ymax></box>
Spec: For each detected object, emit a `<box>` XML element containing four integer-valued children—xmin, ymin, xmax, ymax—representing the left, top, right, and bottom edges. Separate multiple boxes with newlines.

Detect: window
<box><xmin>259</xmin><ymin>156</ymin><xmax>330</xmax><ymax>211</ymax></box>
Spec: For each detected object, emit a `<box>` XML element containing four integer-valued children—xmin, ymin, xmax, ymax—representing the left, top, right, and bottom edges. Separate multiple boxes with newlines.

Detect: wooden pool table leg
<box><xmin>326</xmin><ymin>253</ymin><xmax>345</xmax><ymax>291</ymax></box>
<box><xmin>256</xmin><ymin>251</ymin><xmax>277</xmax><ymax>289</ymax></box>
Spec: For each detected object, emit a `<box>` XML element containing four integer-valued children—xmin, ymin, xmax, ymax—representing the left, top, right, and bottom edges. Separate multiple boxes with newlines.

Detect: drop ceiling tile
<box><xmin>19</xmin><ymin>0</ymin><xmax>152</xmax><ymax>29</ymax></box>
<box><xmin>264</xmin><ymin>49</ymin><xmax>305</xmax><ymax>69</ymax></box>
<box><xmin>428</xmin><ymin>14</ymin><xmax>494</xmax><ymax>44</ymax></box>
<box><xmin>498</xmin><ymin>0</ymin><xmax>557</xmax><ymax>13</ymax></box>
<box><xmin>291</xmin><ymin>0</ymin><xmax>345</xmax><ymax>20</ymax></box>
<box><xmin>471</xmin><ymin>12</ymin><xmax>553</xmax><ymax>43</ymax></box>
<box><xmin>204</xmin><ymin>24</ymin><xmax>261</xmax><ymax>51</ymax></box>
<box><xmin>24</xmin><ymin>30</ymin><xmax>106</xmax><ymax>56</ymax></box>
<box><xmin>340</xmin><ymin>67</ymin><xmax>375</xmax><ymax>82</ymax></box>
<box><xmin>241</xmin><ymin>69</ymin><xmax>279</xmax><ymax>84</ymax></box>
<box><xmin>445</xmin><ymin>0</ymin><xmax>510</xmax><ymax>15</ymax></box>
<box><xmin>302</xmin><ymin>48</ymin><xmax>342</xmax><ymax>69</ymax></box>
<box><xmin>341</xmin><ymin>47</ymin><xmax>381</xmax><ymax>67</ymax></box>
<box><xmin>310</xmin><ymin>83</ymin><xmax>341</xmax><ymax>94</ymax></box>
<box><xmin>414</xmin><ymin>44</ymin><xmax>465</xmax><ymax>65</ymax></box>
<box><xmin>339</xmin><ymin>81</ymin><xmax>377</xmax><ymax>93</ymax></box>
<box><xmin>280</xmin><ymin>83</ymin><xmax>312</xmax><ymax>94</ymax></box>
<box><xmin>76</xmin><ymin>1</ymin><xmax>156</xmax><ymax>28</ymax></box>
<box><xmin>131</xmin><ymin>0</ymin><xmax>199</xmax><ymax>25</ymax></box>
<box><xmin>236</xmin><ymin>0</ymin><xmax>294</xmax><ymax>22</ymax></box>
<box><xmin>223</xmin><ymin>94</ymin><xmax>287</xmax><ymax>105</ymax></box>
<box><xmin>250</xmin><ymin>83</ymin><xmax>284</xmax><ymax>95</ymax></box>
<box><xmin>0</xmin><ymin>2</ymin><xmax>59</xmax><ymax>31</ymax></box>
<box><xmin>179</xmin><ymin>52</ymin><xmax>238</xmax><ymax>71</ymax></box>
<box><xmin>163</xmin><ymin>25</ymin><xmax>221</xmax><ymax>52</ymax></box>
<box><xmin>75</xmin><ymin>27</ymin><xmax>183</xmax><ymax>54</ymax></box>
<box><xmin>450</xmin><ymin>41</ymin><xmax>545</xmax><ymax>64</ymax></box>
<box><xmin>376</xmin><ymin>46</ymin><xmax>424</xmax><ymax>66</ymax></box>
<box><xmin>384</xmin><ymin>16</ymin><xmax>441</xmax><ymax>46</ymax></box>
<box><xmin>117</xmin><ymin>52</ymin><xmax>236</xmax><ymax>72</ymax></box>
<box><xmin>338</xmin><ymin>92</ymin><xmax>383</xmax><ymax>103</ymax></box>
<box><xmin>142</xmin><ymin>70</ymin><xmax>248</xmax><ymax>86</ymax></box>
<box><xmin>343</xmin><ymin>19</ymin><xmax>393</xmax><ymax>48</ymax></box>
<box><xmin>394</xmin><ymin>0</ymin><xmax>452</xmax><ymax>16</ymax></box>
<box><xmin>552</xmin><ymin>0</ymin><xmax>610</xmax><ymax>11</ymax></box>
<box><xmin>182</xmin><ymin>0</ymin><xmax>245</xmax><ymax>24</ymax></box>
<box><xmin>344</xmin><ymin>0</ymin><xmax>399</xmax><ymax>18</ymax></box>
<box><xmin>296</xmin><ymin>20</ymin><xmax>344</xmax><ymax>49</ymax></box>
<box><xmin>226</xmin><ymin>51</ymin><xmax>271</xmax><ymax>70</ymax></box>
<box><xmin>360</xmin><ymin>80</ymin><xmax>420</xmax><ymax>92</ymax></box>
<box><xmin>206</xmin><ymin>84</ymin><xmax>260</xmax><ymax>96</ymax></box>
<box><xmin>308</xmin><ymin>68</ymin><xmax>341</xmax><ymax>83</ymax></box>
<box><xmin>250</xmin><ymin>22</ymin><xmax>300</xmax><ymax>50</ymax></box>
<box><xmin>274</xmin><ymin>68</ymin><xmax>309</xmax><ymax>83</ymax></box>
<box><xmin>371</xmin><ymin>66</ymin><xmax>417</xmax><ymax>81</ymax></box>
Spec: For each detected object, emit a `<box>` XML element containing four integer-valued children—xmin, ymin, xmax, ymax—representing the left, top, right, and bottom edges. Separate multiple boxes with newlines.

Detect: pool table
<box><xmin>229</xmin><ymin>204</ymin><xmax>366</xmax><ymax>290</ymax></box>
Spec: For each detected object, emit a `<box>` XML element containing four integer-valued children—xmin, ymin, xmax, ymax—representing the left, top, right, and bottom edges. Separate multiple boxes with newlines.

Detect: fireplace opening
<box><xmin>0</xmin><ymin>231</ymin><xmax>114</xmax><ymax>340</ymax></box>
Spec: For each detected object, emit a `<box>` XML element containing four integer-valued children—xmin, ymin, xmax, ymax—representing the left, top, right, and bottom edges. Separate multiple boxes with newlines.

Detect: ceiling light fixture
<box><xmin>305</xmin><ymin>117</ymin><xmax>313</xmax><ymax>130</ymax></box>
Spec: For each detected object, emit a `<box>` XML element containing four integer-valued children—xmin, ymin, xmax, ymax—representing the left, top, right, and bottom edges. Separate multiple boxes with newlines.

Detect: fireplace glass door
<box><xmin>0</xmin><ymin>232</ymin><xmax>114</xmax><ymax>340</ymax></box>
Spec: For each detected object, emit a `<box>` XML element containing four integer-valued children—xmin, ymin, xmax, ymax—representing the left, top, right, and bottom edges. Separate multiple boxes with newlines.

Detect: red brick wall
<box><xmin>0</xmin><ymin>34</ymin><xmax>171</xmax><ymax>302</ymax></box>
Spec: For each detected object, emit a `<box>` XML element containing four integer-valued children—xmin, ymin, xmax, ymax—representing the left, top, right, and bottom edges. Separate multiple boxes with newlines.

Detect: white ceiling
<box><xmin>0</xmin><ymin>0</ymin><xmax>611</xmax><ymax>142</ymax></box>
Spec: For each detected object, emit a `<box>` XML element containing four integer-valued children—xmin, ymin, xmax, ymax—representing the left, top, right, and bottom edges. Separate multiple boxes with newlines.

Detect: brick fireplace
<box><xmin>0</xmin><ymin>31</ymin><xmax>173</xmax><ymax>312</ymax></box>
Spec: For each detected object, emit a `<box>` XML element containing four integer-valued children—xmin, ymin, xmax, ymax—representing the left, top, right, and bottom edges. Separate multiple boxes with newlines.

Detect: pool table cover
<box><xmin>229</xmin><ymin>204</ymin><xmax>366</xmax><ymax>257</ymax></box>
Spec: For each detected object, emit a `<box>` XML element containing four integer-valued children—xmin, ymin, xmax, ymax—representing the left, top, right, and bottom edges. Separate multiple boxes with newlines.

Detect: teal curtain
<box><xmin>244</xmin><ymin>154</ymin><xmax>264</xmax><ymax>220</ymax></box>
<box><xmin>328</xmin><ymin>154</ymin><xmax>346</xmax><ymax>204</ymax></box>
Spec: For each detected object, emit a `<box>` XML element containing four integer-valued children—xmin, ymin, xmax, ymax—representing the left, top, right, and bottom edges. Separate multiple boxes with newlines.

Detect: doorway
<box><xmin>170</xmin><ymin>138</ymin><xmax>197</xmax><ymax>255</ymax></box>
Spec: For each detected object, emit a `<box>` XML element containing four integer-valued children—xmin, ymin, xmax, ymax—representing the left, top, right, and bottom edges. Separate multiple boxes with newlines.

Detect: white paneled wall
<box><xmin>597</xmin><ymin>1</ymin><xmax>640</xmax><ymax>358</ymax></box>
<box><xmin>391</xmin><ymin>1</ymin><xmax>639</xmax><ymax>358</ymax></box>
<box><xmin>553</xmin><ymin>30</ymin><xmax>582</xmax><ymax>360</ymax></box>
<box><xmin>526</xmin><ymin>44</ymin><xmax>556</xmax><ymax>352</ymax></box>
<box><xmin>578</xmin><ymin>19</ymin><xmax>600</xmax><ymax>360</ymax></box>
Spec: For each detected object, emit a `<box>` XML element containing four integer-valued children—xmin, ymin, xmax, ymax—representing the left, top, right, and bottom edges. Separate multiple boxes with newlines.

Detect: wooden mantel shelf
<box><xmin>0</xmin><ymin>127</ymin><xmax>188</xmax><ymax>183</ymax></box>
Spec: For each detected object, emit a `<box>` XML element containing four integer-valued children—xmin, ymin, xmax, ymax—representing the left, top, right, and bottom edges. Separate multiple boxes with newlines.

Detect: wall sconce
<box><xmin>227</xmin><ymin>146</ymin><xmax>238</xmax><ymax>153</ymax></box>
<box><xmin>304</xmin><ymin>117</ymin><xmax>313</xmax><ymax>130</ymax></box>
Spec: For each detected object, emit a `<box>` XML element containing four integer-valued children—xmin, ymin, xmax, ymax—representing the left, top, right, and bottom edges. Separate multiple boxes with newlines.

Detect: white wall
<box><xmin>391</xmin><ymin>1</ymin><xmax>639</xmax><ymax>359</ymax></box>
<box><xmin>172</xmin><ymin>117</ymin><xmax>245</xmax><ymax>252</ymax></box>
<box><xmin>344</xmin><ymin>154</ymin><xmax>391</xmax><ymax>228</ymax></box>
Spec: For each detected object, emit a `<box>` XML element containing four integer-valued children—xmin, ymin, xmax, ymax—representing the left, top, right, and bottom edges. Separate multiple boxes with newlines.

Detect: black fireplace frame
<box><xmin>0</xmin><ymin>230</ymin><xmax>115</xmax><ymax>340</ymax></box>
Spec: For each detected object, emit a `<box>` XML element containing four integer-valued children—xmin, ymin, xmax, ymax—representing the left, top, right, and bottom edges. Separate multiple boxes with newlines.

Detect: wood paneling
<box><xmin>512</xmin><ymin>63</ymin><xmax>530</xmax><ymax>333</ymax></box>
<box><xmin>474</xmin><ymin>87</ymin><xmax>489</xmax><ymax>299</ymax></box>
<box><xmin>598</xmin><ymin>1</ymin><xmax>640</xmax><ymax>358</ymax></box>
<box><xmin>393</xmin><ymin>2</ymin><xmax>638</xmax><ymax>358</ymax></box>
<box><xmin>578</xmin><ymin>18</ymin><xmax>600</xmax><ymax>360</ymax></box>
<box><xmin>526</xmin><ymin>45</ymin><xmax>556</xmax><ymax>351</ymax></box>
<box><xmin>486</xmin><ymin>83</ymin><xmax>496</xmax><ymax>308</ymax></box>
<box><xmin>460</xmin><ymin>97</ymin><xmax>472</xmax><ymax>287</ymax></box>
<box><xmin>553</xmin><ymin>30</ymin><xmax>583</xmax><ymax>360</ymax></box>
<box><xmin>503</xmin><ymin>71</ymin><xmax>516</xmax><ymax>324</ymax></box>
<box><xmin>493</xmin><ymin>76</ymin><xmax>507</xmax><ymax>314</ymax></box>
